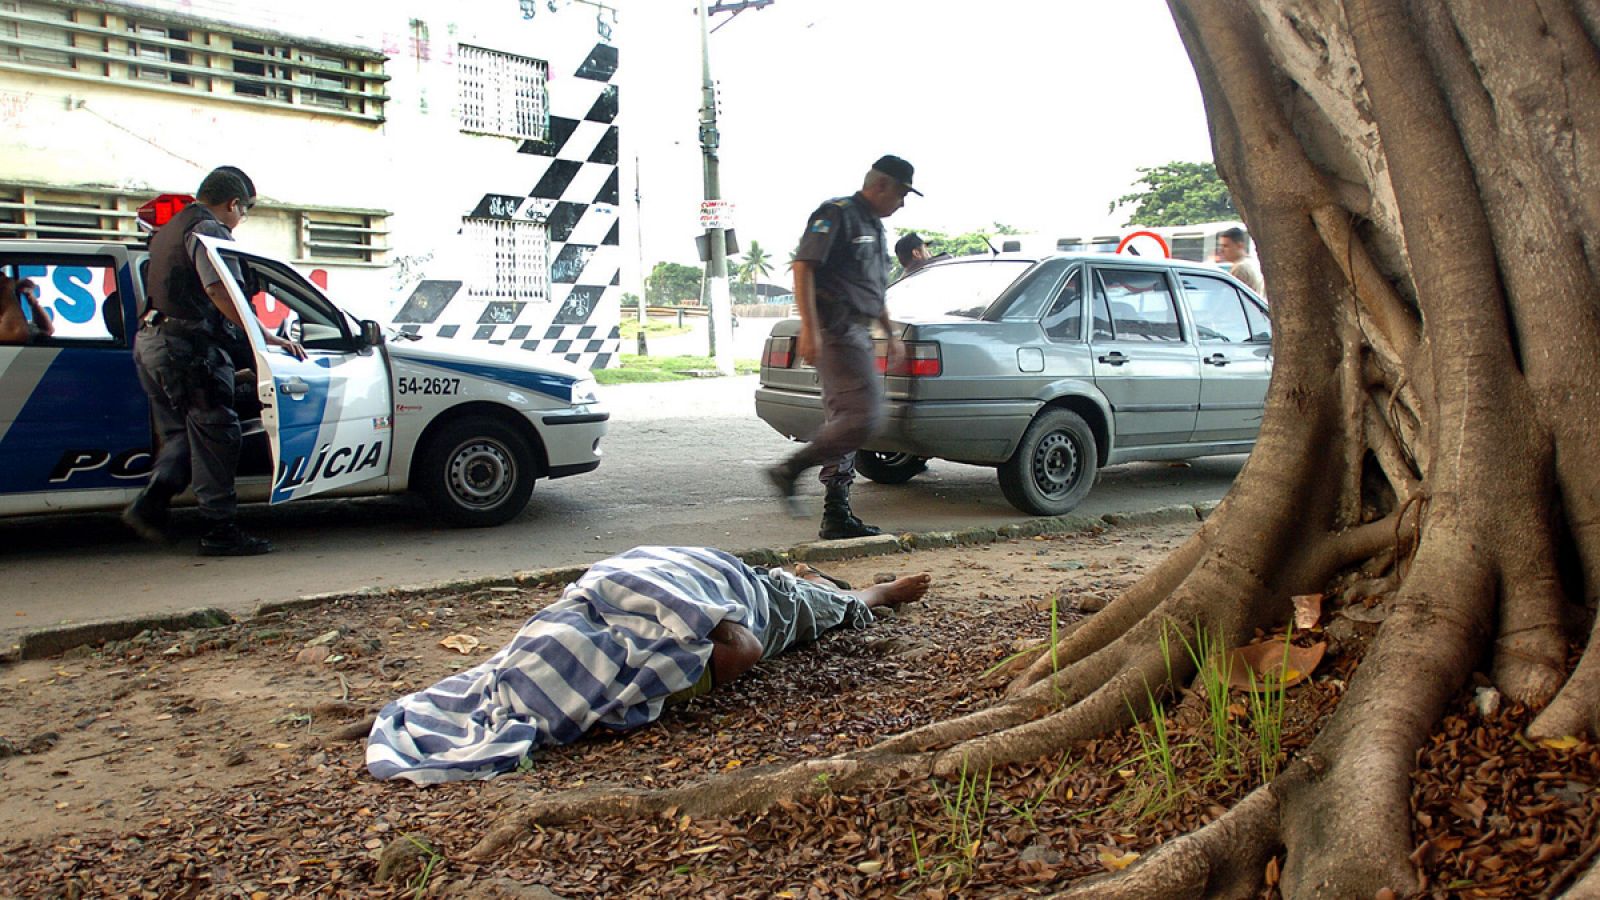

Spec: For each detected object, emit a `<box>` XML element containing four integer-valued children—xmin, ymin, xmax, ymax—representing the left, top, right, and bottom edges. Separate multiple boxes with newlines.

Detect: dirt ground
<box><xmin>2</xmin><ymin>521</ymin><xmax>1596</xmax><ymax>898</ymax></box>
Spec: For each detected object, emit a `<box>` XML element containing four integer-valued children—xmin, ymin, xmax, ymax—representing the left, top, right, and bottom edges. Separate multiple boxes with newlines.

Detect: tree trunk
<box><xmin>474</xmin><ymin>2</ymin><xmax>1600</xmax><ymax>894</ymax></box>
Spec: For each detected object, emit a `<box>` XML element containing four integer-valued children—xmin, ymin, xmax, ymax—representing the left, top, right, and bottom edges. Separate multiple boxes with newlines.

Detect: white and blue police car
<box><xmin>0</xmin><ymin>234</ymin><xmax>607</xmax><ymax>527</ymax></box>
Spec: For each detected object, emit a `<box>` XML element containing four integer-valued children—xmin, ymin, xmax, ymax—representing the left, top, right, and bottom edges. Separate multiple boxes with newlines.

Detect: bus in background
<box><xmin>1049</xmin><ymin>220</ymin><xmax>1249</xmax><ymax>264</ymax></box>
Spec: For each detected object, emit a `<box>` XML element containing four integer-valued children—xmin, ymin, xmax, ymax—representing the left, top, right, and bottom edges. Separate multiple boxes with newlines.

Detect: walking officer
<box><xmin>766</xmin><ymin>155</ymin><xmax>920</xmax><ymax>540</ymax></box>
<box><xmin>123</xmin><ymin>166</ymin><xmax>304</xmax><ymax>556</ymax></box>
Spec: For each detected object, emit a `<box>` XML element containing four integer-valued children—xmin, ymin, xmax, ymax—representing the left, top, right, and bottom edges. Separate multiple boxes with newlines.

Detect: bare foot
<box><xmin>855</xmin><ymin>573</ymin><xmax>931</xmax><ymax>609</ymax></box>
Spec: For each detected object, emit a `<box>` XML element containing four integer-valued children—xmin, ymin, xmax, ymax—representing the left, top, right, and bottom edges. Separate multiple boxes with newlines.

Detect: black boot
<box><xmin>122</xmin><ymin>484</ymin><xmax>176</xmax><ymax>543</ymax></box>
<box><xmin>765</xmin><ymin>461</ymin><xmax>807</xmax><ymax>518</ymax></box>
<box><xmin>199</xmin><ymin>521</ymin><xmax>274</xmax><ymax>557</ymax></box>
<box><xmin>818</xmin><ymin>483</ymin><xmax>883</xmax><ymax>540</ymax></box>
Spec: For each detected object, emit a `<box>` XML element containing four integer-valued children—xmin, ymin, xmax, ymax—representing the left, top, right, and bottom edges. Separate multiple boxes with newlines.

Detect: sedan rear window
<box><xmin>887</xmin><ymin>259</ymin><xmax>1033</xmax><ymax>321</ymax></box>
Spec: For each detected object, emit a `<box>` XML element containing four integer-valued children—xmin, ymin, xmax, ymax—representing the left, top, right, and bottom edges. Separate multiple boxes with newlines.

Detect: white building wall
<box><xmin>0</xmin><ymin>0</ymin><xmax>623</xmax><ymax>369</ymax></box>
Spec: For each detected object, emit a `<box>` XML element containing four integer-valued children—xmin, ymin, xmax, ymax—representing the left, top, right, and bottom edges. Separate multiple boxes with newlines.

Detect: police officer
<box><xmin>893</xmin><ymin>232</ymin><xmax>951</xmax><ymax>278</ymax></box>
<box><xmin>766</xmin><ymin>155</ymin><xmax>919</xmax><ymax>540</ymax></box>
<box><xmin>123</xmin><ymin>166</ymin><xmax>304</xmax><ymax>556</ymax></box>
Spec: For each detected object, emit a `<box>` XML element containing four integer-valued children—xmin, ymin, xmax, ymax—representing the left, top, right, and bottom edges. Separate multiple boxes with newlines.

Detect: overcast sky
<box><xmin>615</xmin><ymin>0</ymin><xmax>1216</xmax><ymax>277</ymax></box>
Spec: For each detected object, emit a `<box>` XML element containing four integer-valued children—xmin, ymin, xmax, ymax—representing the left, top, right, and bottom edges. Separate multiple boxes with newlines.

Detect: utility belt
<box><xmin>142</xmin><ymin>308</ymin><xmax>218</xmax><ymax>339</ymax></box>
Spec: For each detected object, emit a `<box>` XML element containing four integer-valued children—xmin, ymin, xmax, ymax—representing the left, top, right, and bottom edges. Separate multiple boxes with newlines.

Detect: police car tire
<box><xmin>997</xmin><ymin>408</ymin><xmax>1098</xmax><ymax>516</ymax></box>
<box><xmin>417</xmin><ymin>417</ymin><xmax>537</xmax><ymax>528</ymax></box>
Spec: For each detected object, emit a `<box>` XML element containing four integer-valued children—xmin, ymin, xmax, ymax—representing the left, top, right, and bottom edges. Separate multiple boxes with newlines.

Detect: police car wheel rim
<box><xmin>447</xmin><ymin>440</ymin><xmax>516</xmax><ymax>509</ymax></box>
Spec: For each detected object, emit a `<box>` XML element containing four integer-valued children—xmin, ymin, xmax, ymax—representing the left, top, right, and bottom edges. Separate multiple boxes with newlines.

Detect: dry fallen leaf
<box><xmin>1098</xmin><ymin>847</ymin><xmax>1140</xmax><ymax>871</ymax></box>
<box><xmin>1227</xmin><ymin>639</ymin><xmax>1327</xmax><ymax>691</ymax></box>
<box><xmin>1540</xmin><ymin>735</ymin><xmax>1581</xmax><ymax>751</ymax></box>
<box><xmin>1291</xmin><ymin>593</ymin><xmax>1323</xmax><ymax>629</ymax></box>
<box><xmin>856</xmin><ymin>860</ymin><xmax>883</xmax><ymax>875</ymax></box>
<box><xmin>438</xmin><ymin>634</ymin><xmax>481</xmax><ymax>655</ymax></box>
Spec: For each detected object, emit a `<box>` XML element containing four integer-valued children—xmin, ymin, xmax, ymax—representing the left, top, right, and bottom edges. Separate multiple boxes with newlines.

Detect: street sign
<box><xmin>699</xmin><ymin>200</ymin><xmax>735</xmax><ymax>230</ymax></box>
<box><xmin>1116</xmin><ymin>230</ymin><xmax>1172</xmax><ymax>258</ymax></box>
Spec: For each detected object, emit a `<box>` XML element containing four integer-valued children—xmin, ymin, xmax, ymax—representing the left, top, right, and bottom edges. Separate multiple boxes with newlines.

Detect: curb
<box><xmin>3</xmin><ymin>503</ymin><xmax>1214</xmax><ymax>663</ymax></box>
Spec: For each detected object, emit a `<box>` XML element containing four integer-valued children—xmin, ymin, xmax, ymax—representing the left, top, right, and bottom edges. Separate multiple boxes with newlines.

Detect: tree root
<box><xmin>1050</xmin><ymin>773</ymin><xmax>1289</xmax><ymax>900</ymax></box>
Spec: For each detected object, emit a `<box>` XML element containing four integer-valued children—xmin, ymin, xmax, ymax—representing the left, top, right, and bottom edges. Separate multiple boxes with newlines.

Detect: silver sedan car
<box><xmin>754</xmin><ymin>253</ymin><xmax>1271</xmax><ymax>516</ymax></box>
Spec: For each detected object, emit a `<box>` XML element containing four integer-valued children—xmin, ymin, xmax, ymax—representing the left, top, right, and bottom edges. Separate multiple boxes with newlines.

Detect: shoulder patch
<box><xmin>809</xmin><ymin>218</ymin><xmax>833</xmax><ymax>234</ymax></box>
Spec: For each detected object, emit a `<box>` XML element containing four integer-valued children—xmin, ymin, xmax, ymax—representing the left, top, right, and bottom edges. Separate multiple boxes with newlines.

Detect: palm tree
<box><xmin>738</xmin><ymin>241</ymin><xmax>774</xmax><ymax>303</ymax></box>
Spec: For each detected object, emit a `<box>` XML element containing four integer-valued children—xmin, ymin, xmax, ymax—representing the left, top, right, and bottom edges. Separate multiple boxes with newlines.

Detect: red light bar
<box><xmin>137</xmin><ymin>193</ymin><xmax>194</xmax><ymax>231</ymax></box>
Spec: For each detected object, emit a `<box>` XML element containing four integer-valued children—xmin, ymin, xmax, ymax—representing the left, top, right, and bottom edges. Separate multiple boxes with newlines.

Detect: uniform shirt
<box><xmin>146</xmin><ymin>204</ymin><xmax>235</xmax><ymax>326</ymax></box>
<box><xmin>793</xmin><ymin>193</ymin><xmax>889</xmax><ymax>331</ymax></box>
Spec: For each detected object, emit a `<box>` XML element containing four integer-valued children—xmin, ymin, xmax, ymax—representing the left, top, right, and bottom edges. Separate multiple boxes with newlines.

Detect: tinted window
<box><xmin>1</xmin><ymin>257</ymin><xmax>123</xmax><ymax>346</ymax></box>
<box><xmin>1092</xmin><ymin>268</ymin><xmax>1183</xmax><ymax>342</ymax></box>
<box><xmin>996</xmin><ymin>259</ymin><xmax>1072</xmax><ymax>321</ymax></box>
<box><xmin>1041</xmin><ymin>268</ymin><xmax>1083</xmax><ymax>341</ymax></box>
<box><xmin>886</xmin><ymin>259</ymin><xmax>1033</xmax><ymax>321</ymax></box>
<box><xmin>1181</xmin><ymin>273</ymin><xmax>1251</xmax><ymax>343</ymax></box>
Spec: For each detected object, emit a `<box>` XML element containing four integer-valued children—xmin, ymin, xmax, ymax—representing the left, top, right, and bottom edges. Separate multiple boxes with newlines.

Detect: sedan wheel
<box><xmin>855</xmin><ymin>451</ymin><xmax>929</xmax><ymax>485</ymax></box>
<box><xmin>997</xmin><ymin>408</ymin><xmax>1099</xmax><ymax>516</ymax></box>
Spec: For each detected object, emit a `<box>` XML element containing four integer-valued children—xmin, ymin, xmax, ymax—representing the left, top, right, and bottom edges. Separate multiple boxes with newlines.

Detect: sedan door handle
<box><xmin>1097</xmin><ymin>351</ymin><xmax>1129</xmax><ymax>366</ymax></box>
<box><xmin>279</xmin><ymin>377</ymin><xmax>310</xmax><ymax>397</ymax></box>
<box><xmin>1203</xmin><ymin>353</ymin><xmax>1230</xmax><ymax>367</ymax></box>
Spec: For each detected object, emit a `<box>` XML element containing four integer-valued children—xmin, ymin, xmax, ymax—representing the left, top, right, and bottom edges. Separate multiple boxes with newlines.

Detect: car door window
<box><xmin>1093</xmin><ymin>268</ymin><xmax>1183</xmax><ymax>342</ymax></box>
<box><xmin>1041</xmin><ymin>268</ymin><xmax>1083</xmax><ymax>341</ymax></box>
<box><xmin>1181</xmin><ymin>273</ymin><xmax>1252</xmax><ymax>343</ymax></box>
<box><xmin>2</xmin><ymin>257</ymin><xmax>123</xmax><ymax>346</ymax></box>
<box><xmin>224</xmin><ymin>254</ymin><xmax>353</xmax><ymax>352</ymax></box>
<box><xmin>1243</xmin><ymin>297</ymin><xmax>1272</xmax><ymax>343</ymax></box>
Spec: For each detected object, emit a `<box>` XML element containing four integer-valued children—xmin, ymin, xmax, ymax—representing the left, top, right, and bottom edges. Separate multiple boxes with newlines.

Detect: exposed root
<box><xmin>1278</xmin><ymin>538</ymin><xmax>1496</xmax><ymax>896</ymax></box>
<box><xmin>1531</xmin><ymin>622</ymin><xmax>1600</xmax><ymax>740</ymax></box>
<box><xmin>1049</xmin><ymin>774</ymin><xmax>1288</xmax><ymax>900</ymax></box>
<box><xmin>466</xmin><ymin>754</ymin><xmax>923</xmax><ymax>860</ymax></box>
<box><xmin>1010</xmin><ymin>529</ymin><xmax>1208</xmax><ymax>693</ymax></box>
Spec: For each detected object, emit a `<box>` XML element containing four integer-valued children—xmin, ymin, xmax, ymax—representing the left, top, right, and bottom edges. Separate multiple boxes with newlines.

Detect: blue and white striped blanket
<box><xmin>367</xmin><ymin>546</ymin><xmax>772</xmax><ymax>784</ymax></box>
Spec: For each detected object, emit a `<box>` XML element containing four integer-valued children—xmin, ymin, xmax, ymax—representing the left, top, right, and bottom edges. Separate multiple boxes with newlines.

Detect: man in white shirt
<box><xmin>1218</xmin><ymin>226</ymin><xmax>1265</xmax><ymax>297</ymax></box>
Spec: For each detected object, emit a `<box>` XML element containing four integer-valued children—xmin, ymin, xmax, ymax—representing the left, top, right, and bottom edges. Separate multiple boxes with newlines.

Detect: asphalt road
<box><xmin>0</xmin><ymin>370</ymin><xmax>1245</xmax><ymax>650</ymax></box>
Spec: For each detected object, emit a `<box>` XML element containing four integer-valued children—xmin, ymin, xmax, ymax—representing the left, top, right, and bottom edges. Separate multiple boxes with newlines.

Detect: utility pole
<box><xmin>633</xmin><ymin>154</ymin><xmax>648</xmax><ymax>356</ymax></box>
<box><xmin>697</xmin><ymin>0</ymin><xmax>734</xmax><ymax>374</ymax></box>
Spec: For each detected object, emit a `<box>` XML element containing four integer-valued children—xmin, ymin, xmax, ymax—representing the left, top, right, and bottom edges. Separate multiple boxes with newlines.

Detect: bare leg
<box><xmin>851</xmin><ymin>573</ymin><xmax>931</xmax><ymax>609</ymax></box>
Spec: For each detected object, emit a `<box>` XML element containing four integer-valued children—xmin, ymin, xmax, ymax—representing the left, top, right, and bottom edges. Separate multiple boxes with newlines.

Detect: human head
<box><xmin>862</xmin><ymin>154</ymin><xmax>920</xmax><ymax>218</ymax></box>
<box><xmin>196</xmin><ymin>166</ymin><xmax>256</xmax><ymax>229</ymax></box>
<box><xmin>1217</xmin><ymin>227</ymin><xmax>1250</xmax><ymax>263</ymax></box>
<box><xmin>894</xmin><ymin>233</ymin><xmax>927</xmax><ymax>268</ymax></box>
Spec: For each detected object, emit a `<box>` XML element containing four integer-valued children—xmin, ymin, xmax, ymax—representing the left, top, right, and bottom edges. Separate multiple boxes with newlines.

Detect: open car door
<box><xmin>195</xmin><ymin>235</ymin><xmax>392</xmax><ymax>503</ymax></box>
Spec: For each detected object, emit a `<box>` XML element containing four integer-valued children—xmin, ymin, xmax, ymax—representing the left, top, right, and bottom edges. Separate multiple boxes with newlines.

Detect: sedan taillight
<box><xmin>766</xmin><ymin>336</ymin><xmax>796</xmax><ymax>368</ymax></box>
<box><xmin>876</xmin><ymin>341</ymin><xmax>942</xmax><ymax>377</ymax></box>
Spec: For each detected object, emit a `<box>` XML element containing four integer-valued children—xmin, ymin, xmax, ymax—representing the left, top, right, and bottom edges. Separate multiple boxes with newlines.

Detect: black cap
<box><xmin>871</xmin><ymin>155</ymin><xmax>922</xmax><ymax>196</ymax></box>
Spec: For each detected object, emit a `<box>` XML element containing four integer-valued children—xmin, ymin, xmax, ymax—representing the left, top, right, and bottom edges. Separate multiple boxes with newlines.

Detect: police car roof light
<box><xmin>136</xmin><ymin>194</ymin><xmax>194</xmax><ymax>232</ymax></box>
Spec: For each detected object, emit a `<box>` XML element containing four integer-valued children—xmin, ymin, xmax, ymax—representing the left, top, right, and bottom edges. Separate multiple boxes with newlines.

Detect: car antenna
<box><xmin>985</xmin><ymin>237</ymin><xmax>999</xmax><ymax>255</ymax></box>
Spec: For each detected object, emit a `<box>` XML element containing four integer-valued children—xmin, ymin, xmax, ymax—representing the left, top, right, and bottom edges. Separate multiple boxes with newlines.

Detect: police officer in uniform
<box><xmin>123</xmin><ymin>167</ymin><xmax>304</xmax><ymax>556</ymax></box>
<box><xmin>767</xmin><ymin>155</ymin><xmax>919</xmax><ymax>540</ymax></box>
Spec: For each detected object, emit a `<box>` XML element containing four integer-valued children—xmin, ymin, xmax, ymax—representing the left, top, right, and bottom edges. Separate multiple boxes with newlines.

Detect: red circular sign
<box><xmin>1116</xmin><ymin>230</ymin><xmax>1171</xmax><ymax>258</ymax></box>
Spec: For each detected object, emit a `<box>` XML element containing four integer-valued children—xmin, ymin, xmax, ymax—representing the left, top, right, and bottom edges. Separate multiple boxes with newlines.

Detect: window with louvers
<box><xmin>457</xmin><ymin>44</ymin><xmax>548</xmax><ymax>141</ymax></box>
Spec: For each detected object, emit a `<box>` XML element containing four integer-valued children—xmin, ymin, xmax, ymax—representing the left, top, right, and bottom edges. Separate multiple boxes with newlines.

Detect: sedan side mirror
<box><xmin>359</xmin><ymin>319</ymin><xmax>385</xmax><ymax>348</ymax></box>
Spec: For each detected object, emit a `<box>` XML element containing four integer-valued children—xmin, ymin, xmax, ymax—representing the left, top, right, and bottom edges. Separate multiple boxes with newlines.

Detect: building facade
<box><xmin>0</xmin><ymin>0</ymin><xmax>622</xmax><ymax>368</ymax></box>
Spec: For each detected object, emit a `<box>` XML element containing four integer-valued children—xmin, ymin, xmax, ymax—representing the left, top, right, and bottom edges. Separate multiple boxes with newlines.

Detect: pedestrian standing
<box><xmin>123</xmin><ymin>166</ymin><xmax>304</xmax><ymax>556</ymax></box>
<box><xmin>766</xmin><ymin>155</ymin><xmax>920</xmax><ymax>540</ymax></box>
<box><xmin>1217</xmin><ymin>226</ymin><xmax>1265</xmax><ymax>297</ymax></box>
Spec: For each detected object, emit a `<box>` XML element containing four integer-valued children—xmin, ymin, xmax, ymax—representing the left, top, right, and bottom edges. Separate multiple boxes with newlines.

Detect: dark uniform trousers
<box><xmin>133</xmin><ymin>321</ymin><xmax>241</xmax><ymax>522</ymax></box>
<box><xmin>786</xmin><ymin>318</ymin><xmax>883</xmax><ymax>488</ymax></box>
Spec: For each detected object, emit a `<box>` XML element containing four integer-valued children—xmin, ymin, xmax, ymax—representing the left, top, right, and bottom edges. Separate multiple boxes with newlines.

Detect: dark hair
<box><xmin>1219</xmin><ymin>226</ymin><xmax>1249</xmax><ymax>247</ymax></box>
<box><xmin>894</xmin><ymin>233</ymin><xmax>925</xmax><ymax>265</ymax></box>
<box><xmin>196</xmin><ymin>166</ymin><xmax>255</xmax><ymax>206</ymax></box>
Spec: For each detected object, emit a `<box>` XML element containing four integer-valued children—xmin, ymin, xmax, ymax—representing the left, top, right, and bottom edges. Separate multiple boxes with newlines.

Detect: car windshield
<box><xmin>886</xmin><ymin>259</ymin><xmax>1034</xmax><ymax>321</ymax></box>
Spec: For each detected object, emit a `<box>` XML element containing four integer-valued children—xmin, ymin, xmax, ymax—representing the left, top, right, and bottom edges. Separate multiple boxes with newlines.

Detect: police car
<box><xmin>0</xmin><ymin>232</ymin><xmax>607</xmax><ymax>527</ymax></box>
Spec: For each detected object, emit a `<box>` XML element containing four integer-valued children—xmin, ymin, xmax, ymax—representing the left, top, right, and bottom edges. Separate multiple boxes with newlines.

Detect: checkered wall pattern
<box><xmin>393</xmin><ymin>39</ymin><xmax>621</xmax><ymax>371</ymax></box>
